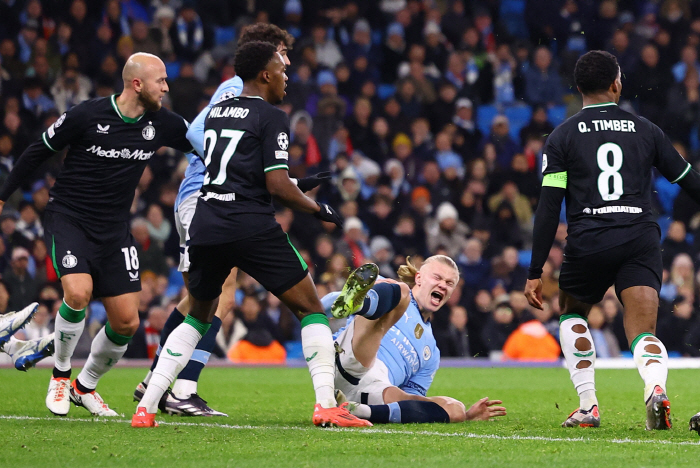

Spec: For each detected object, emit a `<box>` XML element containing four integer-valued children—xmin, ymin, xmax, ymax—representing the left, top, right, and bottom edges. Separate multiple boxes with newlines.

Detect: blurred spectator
<box><xmin>1</xmin><ymin>211</ymin><xmax>32</xmax><ymax>252</ymax></box>
<box><xmin>168</xmin><ymin>62</ymin><xmax>202</xmax><ymax>121</ymax></box>
<box><xmin>481</xmin><ymin>115</ymin><xmax>520</xmax><ymax>171</ymax></box>
<box><xmin>488</xmin><ymin>181</ymin><xmax>533</xmax><ymax>230</ymax></box>
<box><xmin>145</xmin><ymin>305</ymin><xmax>169</xmax><ymax>359</ymax></box>
<box><xmin>456</xmin><ymin>238</ymin><xmax>491</xmax><ymax>300</ymax></box>
<box><xmin>50</xmin><ymin>67</ymin><xmax>92</xmax><ymax>115</ymax></box>
<box><xmin>145</xmin><ymin>203</ymin><xmax>171</xmax><ymax>245</ymax></box>
<box><xmin>368</xmin><ymin>235</ymin><xmax>396</xmax><ymax>279</ymax></box>
<box><xmin>492</xmin><ymin>43</ymin><xmax>517</xmax><ymax>107</ymax></box>
<box><xmin>425</xmin><ymin>201</ymin><xmax>469</xmax><ymax>259</ymax></box>
<box><xmin>309</xmin><ymin>22</ymin><xmax>343</xmax><ymax>69</ymax></box>
<box><xmin>481</xmin><ymin>296</ymin><xmax>517</xmax><ymax>357</ymax></box>
<box><xmin>22</xmin><ymin>302</ymin><xmax>51</xmax><ymax>340</ymax></box>
<box><xmin>131</xmin><ymin>217</ymin><xmax>169</xmax><ymax>277</ymax></box>
<box><xmin>435</xmin><ymin>305</ymin><xmax>469</xmax><ymax>357</ymax></box>
<box><xmin>629</xmin><ymin>43</ymin><xmax>672</xmax><ymax>125</ymax></box>
<box><xmin>519</xmin><ymin>105</ymin><xmax>554</xmax><ymax>147</ymax></box>
<box><xmin>502</xmin><ymin>305</ymin><xmax>561</xmax><ymax>361</ymax></box>
<box><xmin>15</xmin><ymin>201</ymin><xmax>42</xmax><ymax>242</ymax></box>
<box><xmin>169</xmin><ymin>1</ymin><xmax>212</xmax><ymax>62</ymax></box>
<box><xmin>660</xmin><ymin>252</ymin><xmax>694</xmax><ymax>302</ymax></box>
<box><xmin>661</xmin><ymin>220</ymin><xmax>693</xmax><ymax>269</ymax></box>
<box><xmin>587</xmin><ymin>303</ymin><xmax>621</xmax><ymax>358</ymax></box>
<box><xmin>663</xmin><ymin>67</ymin><xmax>700</xmax><ymax>146</ymax></box>
<box><xmin>524</xmin><ymin>46</ymin><xmax>564</xmax><ymax>107</ymax></box>
<box><xmin>228</xmin><ymin>293</ymin><xmax>286</xmax><ymax>364</ymax></box>
<box><xmin>4</xmin><ymin>246</ymin><xmax>39</xmax><ymax>311</ymax></box>
<box><xmin>31</xmin><ymin>238</ymin><xmax>55</xmax><ymax>285</ymax></box>
<box><xmin>336</xmin><ymin>216</ymin><xmax>369</xmax><ymax>268</ymax></box>
<box><xmin>488</xmin><ymin>201</ymin><xmax>524</xmax><ymax>251</ymax></box>
<box><xmin>391</xmin><ymin>213</ymin><xmax>426</xmax><ymax>258</ymax></box>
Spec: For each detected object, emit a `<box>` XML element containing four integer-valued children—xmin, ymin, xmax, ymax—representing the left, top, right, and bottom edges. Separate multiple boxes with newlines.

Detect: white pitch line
<box><xmin>2</xmin><ymin>415</ymin><xmax>700</xmax><ymax>446</ymax></box>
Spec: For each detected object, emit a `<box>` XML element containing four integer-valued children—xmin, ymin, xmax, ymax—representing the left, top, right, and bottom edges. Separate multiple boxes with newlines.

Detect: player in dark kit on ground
<box><xmin>0</xmin><ymin>52</ymin><xmax>193</xmax><ymax>416</ymax></box>
<box><xmin>524</xmin><ymin>50</ymin><xmax>700</xmax><ymax>431</ymax></box>
<box><xmin>132</xmin><ymin>41</ymin><xmax>372</xmax><ymax>428</ymax></box>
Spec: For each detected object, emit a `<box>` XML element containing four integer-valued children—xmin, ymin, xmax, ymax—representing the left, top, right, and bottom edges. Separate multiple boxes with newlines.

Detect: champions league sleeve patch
<box><xmin>277</xmin><ymin>132</ymin><xmax>289</xmax><ymax>150</ymax></box>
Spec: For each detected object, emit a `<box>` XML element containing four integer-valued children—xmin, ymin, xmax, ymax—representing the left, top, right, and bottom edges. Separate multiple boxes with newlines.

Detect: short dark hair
<box><xmin>234</xmin><ymin>41</ymin><xmax>278</xmax><ymax>82</ymax></box>
<box><xmin>574</xmin><ymin>50</ymin><xmax>620</xmax><ymax>95</ymax></box>
<box><xmin>238</xmin><ymin>23</ymin><xmax>293</xmax><ymax>50</ymax></box>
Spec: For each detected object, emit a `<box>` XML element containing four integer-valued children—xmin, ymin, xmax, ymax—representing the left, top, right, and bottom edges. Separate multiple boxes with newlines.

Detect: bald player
<box><xmin>0</xmin><ymin>52</ymin><xmax>194</xmax><ymax>417</ymax></box>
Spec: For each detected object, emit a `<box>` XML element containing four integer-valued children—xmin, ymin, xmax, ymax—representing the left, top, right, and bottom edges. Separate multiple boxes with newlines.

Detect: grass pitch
<box><xmin>3</xmin><ymin>366</ymin><xmax>700</xmax><ymax>467</ymax></box>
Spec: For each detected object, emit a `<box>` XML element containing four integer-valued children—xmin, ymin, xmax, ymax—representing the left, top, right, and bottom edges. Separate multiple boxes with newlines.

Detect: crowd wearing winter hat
<box><xmin>4</xmin><ymin>1</ymin><xmax>700</xmax><ymax>361</ymax></box>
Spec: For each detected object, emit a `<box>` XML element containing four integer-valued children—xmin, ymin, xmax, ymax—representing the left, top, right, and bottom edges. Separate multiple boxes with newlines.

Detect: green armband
<box><xmin>542</xmin><ymin>171</ymin><xmax>567</xmax><ymax>189</ymax></box>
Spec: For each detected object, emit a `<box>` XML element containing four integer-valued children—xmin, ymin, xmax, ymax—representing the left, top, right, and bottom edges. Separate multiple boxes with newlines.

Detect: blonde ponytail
<box><xmin>397</xmin><ymin>256</ymin><xmax>420</xmax><ymax>288</ymax></box>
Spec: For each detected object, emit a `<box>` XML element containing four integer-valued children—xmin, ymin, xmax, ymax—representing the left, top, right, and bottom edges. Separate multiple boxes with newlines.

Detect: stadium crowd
<box><xmin>2</xmin><ymin>0</ymin><xmax>700</xmax><ymax>363</ymax></box>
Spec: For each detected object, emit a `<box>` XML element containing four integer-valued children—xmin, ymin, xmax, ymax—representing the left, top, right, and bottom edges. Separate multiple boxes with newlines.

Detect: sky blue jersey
<box><xmin>326</xmin><ymin>291</ymin><xmax>441</xmax><ymax>397</ymax></box>
<box><xmin>177</xmin><ymin>76</ymin><xmax>244</xmax><ymax>210</ymax></box>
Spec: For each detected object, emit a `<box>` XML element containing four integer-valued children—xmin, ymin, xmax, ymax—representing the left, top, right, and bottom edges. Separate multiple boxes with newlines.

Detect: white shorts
<box><xmin>175</xmin><ymin>192</ymin><xmax>199</xmax><ymax>272</ymax></box>
<box><xmin>334</xmin><ymin>320</ymin><xmax>392</xmax><ymax>405</ymax></box>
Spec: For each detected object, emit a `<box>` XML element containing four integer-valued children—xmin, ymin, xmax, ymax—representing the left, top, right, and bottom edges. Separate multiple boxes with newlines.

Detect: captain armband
<box><xmin>542</xmin><ymin>171</ymin><xmax>567</xmax><ymax>189</ymax></box>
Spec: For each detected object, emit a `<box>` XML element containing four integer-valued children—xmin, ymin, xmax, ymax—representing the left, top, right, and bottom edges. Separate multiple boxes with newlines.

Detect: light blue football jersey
<box><xmin>177</xmin><ymin>76</ymin><xmax>244</xmax><ymax>210</ymax></box>
<box><xmin>326</xmin><ymin>290</ymin><xmax>441</xmax><ymax>397</ymax></box>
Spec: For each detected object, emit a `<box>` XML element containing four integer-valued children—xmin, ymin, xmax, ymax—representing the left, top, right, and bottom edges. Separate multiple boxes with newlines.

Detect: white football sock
<box><xmin>53</xmin><ymin>307</ymin><xmax>86</xmax><ymax>372</ymax></box>
<box><xmin>172</xmin><ymin>379</ymin><xmax>198</xmax><ymax>399</ymax></box>
<box><xmin>76</xmin><ymin>326</ymin><xmax>128</xmax><ymax>390</ymax></box>
<box><xmin>560</xmin><ymin>316</ymin><xmax>598</xmax><ymax>410</ymax></box>
<box><xmin>632</xmin><ymin>333</ymin><xmax>668</xmax><ymax>401</ymax></box>
<box><xmin>139</xmin><ymin>323</ymin><xmax>202</xmax><ymax>413</ymax></box>
<box><xmin>301</xmin><ymin>320</ymin><xmax>336</xmax><ymax>409</ymax></box>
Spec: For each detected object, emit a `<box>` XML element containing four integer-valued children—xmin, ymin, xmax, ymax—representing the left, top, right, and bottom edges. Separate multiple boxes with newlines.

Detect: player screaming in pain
<box><xmin>0</xmin><ymin>53</ymin><xmax>193</xmax><ymax>416</ymax></box>
<box><xmin>132</xmin><ymin>41</ymin><xmax>369</xmax><ymax>428</ymax></box>
<box><xmin>324</xmin><ymin>257</ymin><xmax>506</xmax><ymax>424</ymax></box>
<box><xmin>524</xmin><ymin>50</ymin><xmax>700</xmax><ymax>431</ymax></box>
<box><xmin>133</xmin><ymin>23</ymin><xmax>327</xmax><ymax>418</ymax></box>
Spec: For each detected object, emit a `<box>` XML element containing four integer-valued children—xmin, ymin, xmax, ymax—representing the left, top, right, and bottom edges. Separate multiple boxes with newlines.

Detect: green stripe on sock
<box><xmin>631</xmin><ymin>333</ymin><xmax>655</xmax><ymax>353</ymax></box>
<box><xmin>51</xmin><ymin>236</ymin><xmax>61</xmax><ymax>279</ymax></box>
<box><xmin>184</xmin><ymin>314</ymin><xmax>211</xmax><ymax>336</ymax></box>
<box><xmin>286</xmin><ymin>233</ymin><xmax>308</xmax><ymax>270</ymax></box>
<box><xmin>58</xmin><ymin>301</ymin><xmax>85</xmax><ymax>323</ymax></box>
<box><xmin>559</xmin><ymin>313</ymin><xmax>587</xmax><ymax>324</ymax></box>
<box><xmin>105</xmin><ymin>322</ymin><xmax>133</xmax><ymax>346</ymax></box>
<box><xmin>301</xmin><ymin>313</ymin><xmax>329</xmax><ymax>328</ymax></box>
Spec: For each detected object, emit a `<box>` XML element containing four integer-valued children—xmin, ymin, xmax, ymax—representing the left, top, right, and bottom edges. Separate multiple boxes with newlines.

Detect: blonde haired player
<box><xmin>325</xmin><ymin>257</ymin><xmax>506</xmax><ymax>423</ymax></box>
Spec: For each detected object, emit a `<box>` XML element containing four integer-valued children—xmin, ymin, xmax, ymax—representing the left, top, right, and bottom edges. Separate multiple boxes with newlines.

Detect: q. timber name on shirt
<box><xmin>86</xmin><ymin>145</ymin><xmax>155</xmax><ymax>160</ymax></box>
<box><xmin>208</xmin><ymin>106</ymin><xmax>250</xmax><ymax>119</ymax></box>
<box><xmin>577</xmin><ymin>120</ymin><xmax>637</xmax><ymax>133</ymax></box>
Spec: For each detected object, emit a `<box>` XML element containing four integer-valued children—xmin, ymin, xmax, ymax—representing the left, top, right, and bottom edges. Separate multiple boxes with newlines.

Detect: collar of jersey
<box><xmin>111</xmin><ymin>94</ymin><xmax>146</xmax><ymax>123</ymax></box>
<box><xmin>409</xmin><ymin>290</ymin><xmax>430</xmax><ymax>324</ymax></box>
<box><xmin>582</xmin><ymin>102</ymin><xmax>617</xmax><ymax>110</ymax></box>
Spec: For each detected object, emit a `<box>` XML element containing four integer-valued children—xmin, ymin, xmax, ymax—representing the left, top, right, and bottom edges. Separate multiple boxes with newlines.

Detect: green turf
<box><xmin>3</xmin><ymin>366</ymin><xmax>700</xmax><ymax>467</ymax></box>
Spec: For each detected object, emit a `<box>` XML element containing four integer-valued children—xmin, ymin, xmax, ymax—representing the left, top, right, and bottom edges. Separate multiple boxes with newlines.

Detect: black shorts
<box><xmin>559</xmin><ymin>229</ymin><xmax>662</xmax><ymax>304</ymax></box>
<box><xmin>44</xmin><ymin>211</ymin><xmax>141</xmax><ymax>298</ymax></box>
<box><xmin>188</xmin><ymin>226</ymin><xmax>308</xmax><ymax>301</ymax></box>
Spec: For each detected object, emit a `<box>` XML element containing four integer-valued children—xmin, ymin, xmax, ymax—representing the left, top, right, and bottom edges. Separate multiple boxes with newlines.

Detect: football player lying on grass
<box><xmin>325</xmin><ymin>256</ymin><xmax>506</xmax><ymax>424</ymax></box>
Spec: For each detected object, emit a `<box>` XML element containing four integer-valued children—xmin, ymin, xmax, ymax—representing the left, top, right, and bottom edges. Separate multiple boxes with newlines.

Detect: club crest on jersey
<box><xmin>62</xmin><ymin>251</ymin><xmax>77</xmax><ymax>269</ymax></box>
<box><xmin>55</xmin><ymin>113</ymin><xmax>66</xmax><ymax>128</ymax></box>
<box><xmin>414</xmin><ymin>323</ymin><xmax>424</xmax><ymax>339</ymax></box>
<box><xmin>142</xmin><ymin>123</ymin><xmax>156</xmax><ymax>140</ymax></box>
<box><xmin>277</xmin><ymin>132</ymin><xmax>289</xmax><ymax>150</ymax></box>
<box><xmin>423</xmin><ymin>346</ymin><xmax>431</xmax><ymax>360</ymax></box>
<box><xmin>97</xmin><ymin>123</ymin><xmax>110</xmax><ymax>134</ymax></box>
